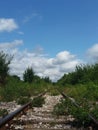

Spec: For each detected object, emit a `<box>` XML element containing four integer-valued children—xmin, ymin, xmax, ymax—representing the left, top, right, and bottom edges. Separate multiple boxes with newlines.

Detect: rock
<box><xmin>0</xmin><ymin>94</ymin><xmax>77</xmax><ymax>129</ymax></box>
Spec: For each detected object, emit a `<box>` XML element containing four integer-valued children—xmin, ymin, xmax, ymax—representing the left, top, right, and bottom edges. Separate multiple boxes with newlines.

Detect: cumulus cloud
<box><xmin>0</xmin><ymin>40</ymin><xmax>23</xmax><ymax>53</ymax></box>
<box><xmin>87</xmin><ymin>44</ymin><xmax>98</xmax><ymax>61</ymax></box>
<box><xmin>0</xmin><ymin>40</ymin><xmax>80</xmax><ymax>81</ymax></box>
<box><xmin>0</xmin><ymin>18</ymin><xmax>18</xmax><ymax>32</ymax></box>
<box><xmin>53</xmin><ymin>51</ymin><xmax>75</xmax><ymax>64</ymax></box>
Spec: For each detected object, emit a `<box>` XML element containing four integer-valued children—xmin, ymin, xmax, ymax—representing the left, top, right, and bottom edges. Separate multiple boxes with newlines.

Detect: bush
<box><xmin>91</xmin><ymin>105</ymin><xmax>98</xmax><ymax>120</ymax></box>
<box><xmin>48</xmin><ymin>87</ymin><xmax>59</xmax><ymax>96</ymax></box>
<box><xmin>32</xmin><ymin>96</ymin><xmax>45</xmax><ymax>107</ymax></box>
<box><xmin>17</xmin><ymin>97</ymin><xmax>31</xmax><ymax>105</ymax></box>
<box><xmin>53</xmin><ymin>98</ymin><xmax>92</xmax><ymax>127</ymax></box>
<box><xmin>69</xmin><ymin>106</ymin><xmax>91</xmax><ymax>127</ymax></box>
<box><xmin>0</xmin><ymin>109</ymin><xmax>8</xmax><ymax>117</ymax></box>
<box><xmin>23</xmin><ymin>67</ymin><xmax>34</xmax><ymax>83</ymax></box>
<box><xmin>0</xmin><ymin>78</ymin><xmax>32</xmax><ymax>102</ymax></box>
<box><xmin>53</xmin><ymin>99</ymin><xmax>67</xmax><ymax>116</ymax></box>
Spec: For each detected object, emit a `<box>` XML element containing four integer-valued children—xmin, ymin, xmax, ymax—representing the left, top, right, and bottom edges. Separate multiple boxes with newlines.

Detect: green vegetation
<box><xmin>23</xmin><ymin>67</ymin><xmax>35</xmax><ymax>83</ymax></box>
<box><xmin>53</xmin><ymin>99</ymin><xmax>67</xmax><ymax>116</ymax></box>
<box><xmin>0</xmin><ymin>51</ymin><xmax>98</xmax><ymax>129</ymax></box>
<box><xmin>0</xmin><ymin>109</ymin><xmax>8</xmax><ymax>117</ymax></box>
<box><xmin>53</xmin><ymin>64</ymin><xmax>98</xmax><ymax>128</ymax></box>
<box><xmin>0</xmin><ymin>51</ymin><xmax>12</xmax><ymax>86</ymax></box>
<box><xmin>0</xmin><ymin>51</ymin><xmax>53</xmax><ymax>101</ymax></box>
<box><xmin>57</xmin><ymin>64</ymin><xmax>98</xmax><ymax>85</ymax></box>
<box><xmin>32</xmin><ymin>96</ymin><xmax>45</xmax><ymax>107</ymax></box>
<box><xmin>17</xmin><ymin>97</ymin><xmax>31</xmax><ymax>105</ymax></box>
<box><xmin>0</xmin><ymin>75</ymin><xmax>53</xmax><ymax>102</ymax></box>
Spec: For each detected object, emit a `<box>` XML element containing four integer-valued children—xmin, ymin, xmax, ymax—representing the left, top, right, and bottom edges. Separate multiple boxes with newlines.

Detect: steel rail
<box><xmin>0</xmin><ymin>101</ymin><xmax>31</xmax><ymax>129</ymax></box>
<box><xmin>0</xmin><ymin>91</ymin><xmax>46</xmax><ymax>130</ymax></box>
<box><xmin>56</xmin><ymin>89</ymin><xmax>98</xmax><ymax>127</ymax></box>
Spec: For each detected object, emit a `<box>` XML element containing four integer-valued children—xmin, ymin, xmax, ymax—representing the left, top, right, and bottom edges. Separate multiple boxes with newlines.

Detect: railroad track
<box><xmin>0</xmin><ymin>90</ymin><xmax>71</xmax><ymax>130</ymax></box>
<box><xmin>0</xmin><ymin>89</ymin><xmax>98</xmax><ymax>130</ymax></box>
<box><xmin>0</xmin><ymin>92</ymin><xmax>46</xmax><ymax>130</ymax></box>
<box><xmin>56</xmin><ymin>88</ymin><xmax>98</xmax><ymax>130</ymax></box>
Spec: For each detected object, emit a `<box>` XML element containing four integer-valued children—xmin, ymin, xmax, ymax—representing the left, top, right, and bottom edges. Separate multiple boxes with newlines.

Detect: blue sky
<box><xmin>0</xmin><ymin>0</ymin><xmax>98</xmax><ymax>81</ymax></box>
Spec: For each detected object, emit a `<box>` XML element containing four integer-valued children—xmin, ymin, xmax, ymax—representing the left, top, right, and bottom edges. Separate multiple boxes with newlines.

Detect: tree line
<box><xmin>57</xmin><ymin>63</ymin><xmax>98</xmax><ymax>85</ymax></box>
<box><xmin>0</xmin><ymin>51</ymin><xmax>51</xmax><ymax>86</ymax></box>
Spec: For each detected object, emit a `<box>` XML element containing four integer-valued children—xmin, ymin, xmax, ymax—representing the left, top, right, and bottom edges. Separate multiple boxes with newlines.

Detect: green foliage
<box><xmin>91</xmin><ymin>105</ymin><xmax>98</xmax><ymax>120</ymax></box>
<box><xmin>70</xmin><ymin>108</ymin><xmax>91</xmax><ymax>127</ymax></box>
<box><xmin>0</xmin><ymin>74</ymin><xmax>54</xmax><ymax>102</ymax></box>
<box><xmin>17</xmin><ymin>97</ymin><xmax>31</xmax><ymax>105</ymax></box>
<box><xmin>0</xmin><ymin>109</ymin><xmax>8</xmax><ymax>117</ymax></box>
<box><xmin>48</xmin><ymin>87</ymin><xmax>60</xmax><ymax>96</ymax></box>
<box><xmin>53</xmin><ymin>98</ymin><xmax>92</xmax><ymax>127</ymax></box>
<box><xmin>43</xmin><ymin>76</ymin><xmax>51</xmax><ymax>83</ymax></box>
<box><xmin>11</xmin><ymin>75</ymin><xmax>20</xmax><ymax>81</ymax></box>
<box><xmin>53</xmin><ymin>84</ymin><xmax>98</xmax><ymax>128</ymax></box>
<box><xmin>53</xmin><ymin>99</ymin><xmax>67</xmax><ymax>116</ymax></box>
<box><xmin>0</xmin><ymin>51</ymin><xmax>12</xmax><ymax>85</ymax></box>
<box><xmin>52</xmin><ymin>83</ymin><xmax>98</xmax><ymax>128</ymax></box>
<box><xmin>32</xmin><ymin>96</ymin><xmax>45</xmax><ymax>107</ymax></box>
<box><xmin>0</xmin><ymin>51</ymin><xmax>98</xmax><ymax>129</ymax></box>
<box><xmin>0</xmin><ymin>76</ymin><xmax>31</xmax><ymax>101</ymax></box>
<box><xmin>23</xmin><ymin>67</ymin><xmax>34</xmax><ymax>83</ymax></box>
<box><xmin>57</xmin><ymin>63</ymin><xmax>98</xmax><ymax>85</ymax></box>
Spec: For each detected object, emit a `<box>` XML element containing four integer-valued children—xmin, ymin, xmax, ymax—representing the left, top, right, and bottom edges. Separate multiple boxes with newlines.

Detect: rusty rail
<box><xmin>57</xmin><ymin>89</ymin><xmax>98</xmax><ymax>128</ymax></box>
<box><xmin>0</xmin><ymin>101</ymin><xmax>31</xmax><ymax>129</ymax></box>
<box><xmin>0</xmin><ymin>91</ymin><xmax>46</xmax><ymax>130</ymax></box>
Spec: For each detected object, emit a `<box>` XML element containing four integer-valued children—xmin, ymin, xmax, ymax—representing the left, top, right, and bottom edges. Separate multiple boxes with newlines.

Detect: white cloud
<box><xmin>53</xmin><ymin>51</ymin><xmax>75</xmax><ymax>64</ymax></box>
<box><xmin>0</xmin><ymin>40</ymin><xmax>23</xmax><ymax>53</ymax></box>
<box><xmin>18</xmin><ymin>31</ymin><xmax>24</xmax><ymax>35</ymax></box>
<box><xmin>23</xmin><ymin>12</ymin><xmax>42</xmax><ymax>23</ymax></box>
<box><xmin>87</xmin><ymin>44</ymin><xmax>98</xmax><ymax>61</ymax></box>
<box><xmin>0</xmin><ymin>41</ymin><xmax>81</xmax><ymax>81</ymax></box>
<box><xmin>0</xmin><ymin>18</ymin><xmax>18</xmax><ymax>32</ymax></box>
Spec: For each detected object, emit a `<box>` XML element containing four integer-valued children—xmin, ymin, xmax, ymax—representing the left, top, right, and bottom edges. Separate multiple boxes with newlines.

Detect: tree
<box><xmin>44</xmin><ymin>76</ymin><xmax>51</xmax><ymax>83</ymax></box>
<box><xmin>23</xmin><ymin>67</ymin><xmax>34</xmax><ymax>83</ymax></box>
<box><xmin>0</xmin><ymin>51</ymin><xmax>12</xmax><ymax>85</ymax></box>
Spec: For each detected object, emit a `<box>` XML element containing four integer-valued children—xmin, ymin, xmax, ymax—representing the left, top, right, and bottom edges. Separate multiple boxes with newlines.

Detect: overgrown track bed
<box><xmin>56</xmin><ymin>88</ymin><xmax>98</xmax><ymax>130</ymax></box>
<box><xmin>1</xmin><ymin>89</ymin><xmax>98</xmax><ymax>130</ymax></box>
<box><xmin>0</xmin><ymin>92</ymin><xmax>46</xmax><ymax>130</ymax></box>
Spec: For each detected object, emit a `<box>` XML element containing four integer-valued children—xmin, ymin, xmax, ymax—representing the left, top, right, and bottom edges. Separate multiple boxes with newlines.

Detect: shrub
<box><xmin>0</xmin><ymin>109</ymin><xmax>8</xmax><ymax>117</ymax></box>
<box><xmin>53</xmin><ymin>99</ymin><xmax>67</xmax><ymax>116</ymax></box>
<box><xmin>23</xmin><ymin>67</ymin><xmax>34</xmax><ymax>83</ymax></box>
<box><xmin>69</xmin><ymin>106</ymin><xmax>91</xmax><ymax>127</ymax></box>
<box><xmin>17</xmin><ymin>97</ymin><xmax>31</xmax><ymax>105</ymax></box>
<box><xmin>32</xmin><ymin>96</ymin><xmax>45</xmax><ymax>107</ymax></box>
<box><xmin>53</xmin><ymin>98</ymin><xmax>92</xmax><ymax>127</ymax></box>
<box><xmin>91</xmin><ymin>105</ymin><xmax>98</xmax><ymax>120</ymax></box>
